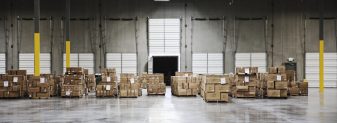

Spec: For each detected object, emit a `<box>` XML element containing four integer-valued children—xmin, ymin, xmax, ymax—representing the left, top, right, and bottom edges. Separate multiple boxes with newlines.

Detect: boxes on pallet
<box><xmin>235</xmin><ymin>67</ymin><xmax>258</xmax><ymax>98</ymax></box>
<box><xmin>0</xmin><ymin>70</ymin><xmax>27</xmax><ymax>98</ymax></box>
<box><xmin>146</xmin><ymin>73</ymin><xmax>166</xmax><ymax>95</ymax></box>
<box><xmin>298</xmin><ymin>80</ymin><xmax>308</xmax><ymax>96</ymax></box>
<box><xmin>96</xmin><ymin>68</ymin><xmax>117</xmax><ymax>97</ymax></box>
<box><xmin>119</xmin><ymin>73</ymin><xmax>141</xmax><ymax>98</ymax></box>
<box><xmin>85</xmin><ymin>74</ymin><xmax>96</xmax><ymax>93</ymax></box>
<box><xmin>61</xmin><ymin>67</ymin><xmax>86</xmax><ymax>98</ymax></box>
<box><xmin>266</xmin><ymin>66</ymin><xmax>288</xmax><ymax>98</ymax></box>
<box><xmin>200</xmin><ymin>75</ymin><xmax>230</xmax><ymax>102</ymax></box>
<box><xmin>41</xmin><ymin>74</ymin><xmax>58</xmax><ymax>97</ymax></box>
<box><xmin>28</xmin><ymin>76</ymin><xmax>50</xmax><ymax>99</ymax></box>
<box><xmin>171</xmin><ymin>76</ymin><xmax>198</xmax><ymax>96</ymax></box>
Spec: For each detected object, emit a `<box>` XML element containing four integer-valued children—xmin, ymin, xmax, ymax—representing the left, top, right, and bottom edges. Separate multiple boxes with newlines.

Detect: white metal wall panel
<box><xmin>122</xmin><ymin>53</ymin><xmax>137</xmax><ymax>74</ymax></box>
<box><xmin>208</xmin><ymin>53</ymin><xmax>223</xmax><ymax>75</ymax></box>
<box><xmin>251</xmin><ymin>53</ymin><xmax>267</xmax><ymax>72</ymax></box>
<box><xmin>0</xmin><ymin>54</ymin><xmax>6</xmax><ymax>74</ymax></box>
<box><xmin>19</xmin><ymin>53</ymin><xmax>51</xmax><ymax>74</ymax></box>
<box><xmin>235</xmin><ymin>53</ymin><xmax>251</xmax><ymax>67</ymax></box>
<box><xmin>149</xmin><ymin>19</ymin><xmax>180</xmax><ymax>54</ymax></box>
<box><xmin>63</xmin><ymin>53</ymin><xmax>94</xmax><ymax>74</ymax></box>
<box><xmin>106</xmin><ymin>53</ymin><xmax>122</xmax><ymax>74</ymax></box>
<box><xmin>148</xmin><ymin>57</ymin><xmax>153</xmax><ymax>74</ymax></box>
<box><xmin>235</xmin><ymin>53</ymin><xmax>267</xmax><ymax>73</ymax></box>
<box><xmin>192</xmin><ymin>53</ymin><xmax>208</xmax><ymax>74</ymax></box>
<box><xmin>192</xmin><ymin>53</ymin><xmax>223</xmax><ymax>74</ymax></box>
<box><xmin>63</xmin><ymin>54</ymin><xmax>79</xmax><ymax>74</ymax></box>
<box><xmin>79</xmin><ymin>53</ymin><xmax>94</xmax><ymax>74</ymax></box>
<box><xmin>306</xmin><ymin>53</ymin><xmax>337</xmax><ymax>87</ymax></box>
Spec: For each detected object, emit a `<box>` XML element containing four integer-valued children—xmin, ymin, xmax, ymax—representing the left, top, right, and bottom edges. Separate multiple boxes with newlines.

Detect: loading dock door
<box><xmin>153</xmin><ymin>56</ymin><xmax>178</xmax><ymax>86</ymax></box>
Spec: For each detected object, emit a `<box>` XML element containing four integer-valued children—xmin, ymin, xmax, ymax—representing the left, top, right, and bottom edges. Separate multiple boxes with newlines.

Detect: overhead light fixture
<box><xmin>154</xmin><ymin>0</ymin><xmax>170</xmax><ymax>1</ymax></box>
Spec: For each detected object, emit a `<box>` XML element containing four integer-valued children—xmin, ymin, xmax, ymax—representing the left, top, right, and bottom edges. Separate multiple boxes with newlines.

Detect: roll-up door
<box><xmin>19</xmin><ymin>53</ymin><xmax>51</xmax><ymax>74</ymax></box>
<box><xmin>305</xmin><ymin>53</ymin><xmax>337</xmax><ymax>87</ymax></box>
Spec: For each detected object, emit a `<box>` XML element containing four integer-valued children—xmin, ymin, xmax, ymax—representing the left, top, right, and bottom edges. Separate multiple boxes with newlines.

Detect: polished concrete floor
<box><xmin>0</xmin><ymin>88</ymin><xmax>336</xmax><ymax>123</ymax></box>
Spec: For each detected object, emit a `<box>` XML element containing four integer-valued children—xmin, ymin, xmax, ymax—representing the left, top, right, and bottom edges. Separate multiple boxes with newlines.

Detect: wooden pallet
<box><xmin>119</xmin><ymin>96</ymin><xmax>138</xmax><ymax>98</ymax></box>
<box><xmin>203</xmin><ymin>99</ymin><xmax>228</xmax><ymax>103</ymax></box>
<box><xmin>300</xmin><ymin>94</ymin><xmax>308</xmax><ymax>96</ymax></box>
<box><xmin>96</xmin><ymin>96</ymin><xmax>117</xmax><ymax>98</ymax></box>
<box><xmin>61</xmin><ymin>96</ymin><xmax>83</xmax><ymax>98</ymax></box>
<box><xmin>172</xmin><ymin>94</ymin><xmax>197</xmax><ymax>97</ymax></box>
<box><xmin>31</xmin><ymin>97</ymin><xmax>50</xmax><ymax>99</ymax></box>
<box><xmin>0</xmin><ymin>97</ymin><xmax>22</xmax><ymax>99</ymax></box>
<box><xmin>147</xmin><ymin>93</ymin><xmax>165</xmax><ymax>96</ymax></box>
<box><xmin>266</xmin><ymin>97</ymin><xmax>288</xmax><ymax>99</ymax></box>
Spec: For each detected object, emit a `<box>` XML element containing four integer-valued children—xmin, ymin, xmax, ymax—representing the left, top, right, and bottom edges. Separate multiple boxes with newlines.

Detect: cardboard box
<box><xmin>267</xmin><ymin>81</ymin><xmax>275</xmax><ymax>89</ymax></box>
<box><xmin>275</xmin><ymin>81</ymin><xmax>288</xmax><ymax>90</ymax></box>
<box><xmin>220</xmin><ymin>93</ymin><xmax>229</xmax><ymax>102</ymax></box>
<box><xmin>236</xmin><ymin>86</ymin><xmax>249</xmax><ymax>91</ymax></box>
<box><xmin>175</xmin><ymin>72</ymin><xmax>193</xmax><ymax>76</ymax></box>
<box><xmin>268</xmin><ymin>67</ymin><xmax>277</xmax><ymax>74</ymax></box>
<box><xmin>267</xmin><ymin>89</ymin><xmax>280</xmax><ymax>97</ymax></box>
<box><xmin>205</xmin><ymin>92</ymin><xmax>220</xmax><ymax>101</ymax></box>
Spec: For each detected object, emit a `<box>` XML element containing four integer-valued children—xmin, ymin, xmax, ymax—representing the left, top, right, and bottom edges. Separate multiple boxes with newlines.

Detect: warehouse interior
<box><xmin>0</xmin><ymin>0</ymin><xmax>336</xmax><ymax>122</ymax></box>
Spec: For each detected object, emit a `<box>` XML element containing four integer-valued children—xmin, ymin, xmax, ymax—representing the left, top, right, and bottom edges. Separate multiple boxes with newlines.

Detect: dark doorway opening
<box><xmin>153</xmin><ymin>56</ymin><xmax>178</xmax><ymax>86</ymax></box>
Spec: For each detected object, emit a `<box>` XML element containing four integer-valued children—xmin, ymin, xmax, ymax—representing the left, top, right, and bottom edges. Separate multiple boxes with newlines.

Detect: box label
<box><xmin>4</xmin><ymin>81</ymin><xmax>8</xmax><ymax>87</ymax></box>
<box><xmin>244</xmin><ymin>76</ymin><xmax>249</xmax><ymax>83</ymax></box>
<box><xmin>130</xmin><ymin>78</ymin><xmax>135</xmax><ymax>84</ymax></box>
<box><xmin>106</xmin><ymin>85</ymin><xmax>111</xmax><ymax>90</ymax></box>
<box><xmin>276</xmin><ymin>75</ymin><xmax>281</xmax><ymax>81</ymax></box>
<box><xmin>107</xmin><ymin>77</ymin><xmax>111</xmax><ymax>82</ymax></box>
<box><xmin>245</xmin><ymin>68</ymin><xmax>250</xmax><ymax>74</ymax></box>
<box><xmin>184</xmin><ymin>74</ymin><xmax>188</xmax><ymax>77</ymax></box>
<box><xmin>66</xmin><ymin>90</ymin><xmax>71</xmax><ymax>96</ymax></box>
<box><xmin>220</xmin><ymin>78</ymin><xmax>226</xmax><ymax>84</ymax></box>
<box><xmin>13</xmin><ymin>77</ymin><xmax>18</xmax><ymax>83</ymax></box>
<box><xmin>40</xmin><ymin>78</ymin><xmax>45</xmax><ymax>83</ymax></box>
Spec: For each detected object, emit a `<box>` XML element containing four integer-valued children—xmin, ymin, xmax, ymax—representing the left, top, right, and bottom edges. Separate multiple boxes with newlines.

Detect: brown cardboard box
<box><xmin>236</xmin><ymin>86</ymin><xmax>249</xmax><ymax>91</ymax></box>
<box><xmin>215</xmin><ymin>84</ymin><xmax>230</xmax><ymax>93</ymax></box>
<box><xmin>205</xmin><ymin>84</ymin><xmax>215</xmax><ymax>93</ymax></box>
<box><xmin>267</xmin><ymin>89</ymin><xmax>280</xmax><ymax>97</ymax></box>
<box><xmin>267</xmin><ymin>74</ymin><xmax>287</xmax><ymax>81</ymax></box>
<box><xmin>278</xmin><ymin>66</ymin><xmax>286</xmax><ymax>74</ymax></box>
<box><xmin>205</xmin><ymin>92</ymin><xmax>220</xmax><ymax>101</ymax></box>
<box><xmin>220</xmin><ymin>93</ymin><xmax>229</xmax><ymax>102</ymax></box>
<box><xmin>267</xmin><ymin>81</ymin><xmax>275</xmax><ymax>89</ymax></box>
<box><xmin>268</xmin><ymin>67</ymin><xmax>277</xmax><ymax>74</ymax></box>
<box><xmin>280</xmin><ymin>89</ymin><xmax>287</xmax><ymax>97</ymax></box>
<box><xmin>175</xmin><ymin>72</ymin><xmax>193</xmax><ymax>76</ymax></box>
<box><xmin>275</xmin><ymin>81</ymin><xmax>288</xmax><ymax>90</ymax></box>
<box><xmin>289</xmin><ymin>87</ymin><xmax>300</xmax><ymax>96</ymax></box>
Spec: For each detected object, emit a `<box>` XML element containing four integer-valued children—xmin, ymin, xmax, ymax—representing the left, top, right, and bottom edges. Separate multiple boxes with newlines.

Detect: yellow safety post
<box><xmin>34</xmin><ymin>33</ymin><xmax>40</xmax><ymax>76</ymax></box>
<box><xmin>66</xmin><ymin>41</ymin><xmax>70</xmax><ymax>68</ymax></box>
<box><xmin>319</xmin><ymin>40</ymin><xmax>324</xmax><ymax>92</ymax></box>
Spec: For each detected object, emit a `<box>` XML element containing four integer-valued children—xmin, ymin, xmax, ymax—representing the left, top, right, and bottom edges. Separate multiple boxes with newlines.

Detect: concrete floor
<box><xmin>0</xmin><ymin>88</ymin><xmax>336</xmax><ymax>123</ymax></box>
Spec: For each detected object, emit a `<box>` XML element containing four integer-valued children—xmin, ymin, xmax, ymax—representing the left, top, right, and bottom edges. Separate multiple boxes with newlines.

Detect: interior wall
<box><xmin>0</xmin><ymin>0</ymin><xmax>336</xmax><ymax>80</ymax></box>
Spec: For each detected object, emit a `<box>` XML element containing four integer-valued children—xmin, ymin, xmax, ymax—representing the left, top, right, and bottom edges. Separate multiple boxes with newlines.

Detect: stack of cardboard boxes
<box><xmin>85</xmin><ymin>74</ymin><xmax>96</xmax><ymax>93</ymax></box>
<box><xmin>171</xmin><ymin>76</ymin><xmax>198</xmax><ymax>96</ymax></box>
<box><xmin>40</xmin><ymin>74</ymin><xmax>58</xmax><ymax>97</ymax></box>
<box><xmin>200</xmin><ymin>75</ymin><xmax>231</xmax><ymax>102</ymax></box>
<box><xmin>61</xmin><ymin>67</ymin><xmax>85</xmax><ymax>98</ymax></box>
<box><xmin>137</xmin><ymin>73</ymin><xmax>148</xmax><ymax>89</ymax></box>
<box><xmin>96</xmin><ymin>68</ymin><xmax>117</xmax><ymax>97</ymax></box>
<box><xmin>266</xmin><ymin>66</ymin><xmax>288</xmax><ymax>98</ymax></box>
<box><xmin>298</xmin><ymin>80</ymin><xmax>308</xmax><ymax>96</ymax></box>
<box><xmin>0</xmin><ymin>70</ymin><xmax>27</xmax><ymax>98</ymax></box>
<box><xmin>147</xmin><ymin>73</ymin><xmax>166</xmax><ymax>95</ymax></box>
<box><xmin>119</xmin><ymin>73</ymin><xmax>141</xmax><ymax>97</ymax></box>
<box><xmin>27</xmin><ymin>75</ymin><xmax>50</xmax><ymax>99</ymax></box>
<box><xmin>235</xmin><ymin>67</ymin><xmax>258</xmax><ymax>98</ymax></box>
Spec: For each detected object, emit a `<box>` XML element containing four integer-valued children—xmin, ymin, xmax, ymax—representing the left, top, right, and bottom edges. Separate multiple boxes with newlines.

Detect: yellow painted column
<box><xmin>66</xmin><ymin>41</ymin><xmax>70</xmax><ymax>68</ymax></box>
<box><xmin>319</xmin><ymin>40</ymin><xmax>324</xmax><ymax>92</ymax></box>
<box><xmin>34</xmin><ymin>33</ymin><xmax>40</xmax><ymax>76</ymax></box>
